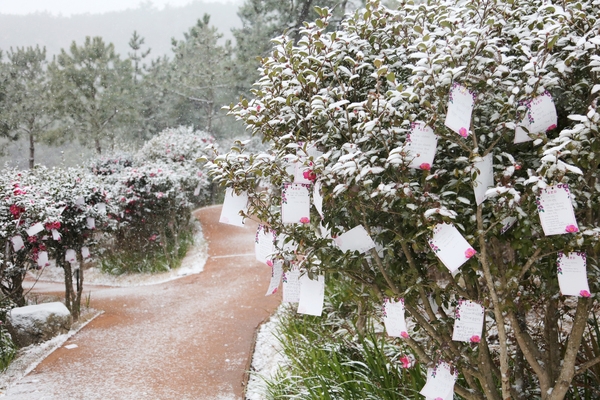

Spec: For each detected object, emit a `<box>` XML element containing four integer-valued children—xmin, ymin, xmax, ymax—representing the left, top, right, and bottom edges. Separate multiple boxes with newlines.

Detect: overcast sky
<box><xmin>0</xmin><ymin>0</ymin><xmax>233</xmax><ymax>16</ymax></box>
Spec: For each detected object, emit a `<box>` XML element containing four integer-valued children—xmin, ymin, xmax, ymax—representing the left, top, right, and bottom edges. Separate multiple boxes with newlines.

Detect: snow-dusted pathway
<box><xmin>5</xmin><ymin>205</ymin><xmax>281</xmax><ymax>399</ymax></box>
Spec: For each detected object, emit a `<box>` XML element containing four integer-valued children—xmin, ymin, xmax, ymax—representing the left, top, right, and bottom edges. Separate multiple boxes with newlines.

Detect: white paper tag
<box><xmin>65</xmin><ymin>249</ymin><xmax>77</xmax><ymax>263</ymax></box>
<box><xmin>96</xmin><ymin>203</ymin><xmax>107</xmax><ymax>214</ymax></box>
<box><xmin>527</xmin><ymin>92</ymin><xmax>558</xmax><ymax>134</ymax></box>
<box><xmin>26</xmin><ymin>222</ymin><xmax>44</xmax><ymax>237</ymax></box>
<box><xmin>500</xmin><ymin>216</ymin><xmax>517</xmax><ymax>234</ymax></box>
<box><xmin>407</xmin><ymin>122</ymin><xmax>438</xmax><ymax>170</ymax></box>
<box><xmin>445</xmin><ymin>83</ymin><xmax>475</xmax><ymax>137</ymax></box>
<box><xmin>11</xmin><ymin>236</ymin><xmax>25</xmax><ymax>252</ymax></box>
<box><xmin>86</xmin><ymin>217</ymin><xmax>95</xmax><ymax>229</ymax></box>
<box><xmin>420</xmin><ymin>362</ymin><xmax>457</xmax><ymax>399</ymax></box>
<box><xmin>255</xmin><ymin>225</ymin><xmax>276</xmax><ymax>264</ymax></box>
<box><xmin>37</xmin><ymin>251</ymin><xmax>49</xmax><ymax>267</ymax></box>
<box><xmin>429</xmin><ymin>223</ymin><xmax>476</xmax><ymax>273</ymax></box>
<box><xmin>75</xmin><ymin>196</ymin><xmax>85</xmax><ymax>206</ymax></box>
<box><xmin>557</xmin><ymin>252</ymin><xmax>591</xmax><ymax>297</ymax></box>
<box><xmin>281</xmin><ymin>183</ymin><xmax>311</xmax><ymax>225</ymax></box>
<box><xmin>452</xmin><ymin>300</ymin><xmax>485</xmax><ymax>343</ymax></box>
<box><xmin>473</xmin><ymin>154</ymin><xmax>494</xmax><ymax>206</ymax></box>
<box><xmin>219</xmin><ymin>188</ymin><xmax>248</xmax><ymax>227</ymax></box>
<box><xmin>334</xmin><ymin>225</ymin><xmax>376</xmax><ymax>254</ymax></box>
<box><xmin>383</xmin><ymin>298</ymin><xmax>409</xmax><ymax>338</ymax></box>
<box><xmin>297</xmin><ymin>274</ymin><xmax>325</xmax><ymax>316</ymax></box>
<box><xmin>282</xmin><ymin>266</ymin><xmax>301</xmax><ymax>303</ymax></box>
<box><xmin>265</xmin><ymin>260</ymin><xmax>283</xmax><ymax>296</ymax></box>
<box><xmin>313</xmin><ymin>180</ymin><xmax>324</xmax><ymax>219</ymax></box>
<box><xmin>52</xmin><ymin>229</ymin><xmax>61</xmax><ymax>241</ymax></box>
<box><xmin>81</xmin><ymin>246</ymin><xmax>91</xmax><ymax>259</ymax></box>
<box><xmin>536</xmin><ymin>184</ymin><xmax>578</xmax><ymax>236</ymax></box>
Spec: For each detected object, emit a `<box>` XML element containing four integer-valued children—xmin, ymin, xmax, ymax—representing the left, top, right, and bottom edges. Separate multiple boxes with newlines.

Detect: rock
<box><xmin>6</xmin><ymin>302</ymin><xmax>72</xmax><ymax>347</ymax></box>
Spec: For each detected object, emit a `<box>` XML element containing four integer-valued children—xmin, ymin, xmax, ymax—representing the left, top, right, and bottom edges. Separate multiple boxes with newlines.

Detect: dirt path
<box><xmin>5</xmin><ymin>205</ymin><xmax>281</xmax><ymax>399</ymax></box>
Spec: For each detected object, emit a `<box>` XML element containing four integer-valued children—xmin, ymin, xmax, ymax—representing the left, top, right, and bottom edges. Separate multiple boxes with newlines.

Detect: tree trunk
<box><xmin>95</xmin><ymin>137</ymin><xmax>102</xmax><ymax>155</ymax></box>
<box><xmin>29</xmin><ymin>132</ymin><xmax>35</xmax><ymax>169</ymax></box>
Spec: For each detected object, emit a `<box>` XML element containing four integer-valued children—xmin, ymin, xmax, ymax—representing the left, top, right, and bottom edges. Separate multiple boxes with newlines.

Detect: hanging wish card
<box><xmin>26</xmin><ymin>222</ymin><xmax>44</xmax><ymax>237</ymax></box>
<box><xmin>75</xmin><ymin>196</ymin><xmax>85</xmax><ymax>206</ymax></box>
<box><xmin>429</xmin><ymin>223</ymin><xmax>476</xmax><ymax>273</ymax></box>
<box><xmin>515</xmin><ymin>92</ymin><xmax>558</xmax><ymax>143</ymax></box>
<box><xmin>219</xmin><ymin>188</ymin><xmax>248</xmax><ymax>227</ymax></box>
<box><xmin>473</xmin><ymin>154</ymin><xmax>494</xmax><ymax>206</ymax></box>
<box><xmin>420</xmin><ymin>362</ymin><xmax>457</xmax><ymax>399</ymax></box>
<box><xmin>383</xmin><ymin>298</ymin><xmax>409</xmax><ymax>338</ymax></box>
<box><xmin>445</xmin><ymin>83</ymin><xmax>475</xmax><ymax>137</ymax></box>
<box><xmin>557</xmin><ymin>252</ymin><xmax>591</xmax><ymax>297</ymax></box>
<box><xmin>86</xmin><ymin>217</ymin><xmax>95</xmax><ymax>229</ymax></box>
<box><xmin>452</xmin><ymin>300</ymin><xmax>485</xmax><ymax>343</ymax></box>
<box><xmin>96</xmin><ymin>203</ymin><xmax>107</xmax><ymax>214</ymax></box>
<box><xmin>37</xmin><ymin>251</ymin><xmax>49</xmax><ymax>268</ymax></box>
<box><xmin>65</xmin><ymin>249</ymin><xmax>77</xmax><ymax>263</ymax></box>
<box><xmin>407</xmin><ymin>122</ymin><xmax>438</xmax><ymax>170</ymax></box>
<box><xmin>11</xmin><ymin>236</ymin><xmax>25</xmax><ymax>252</ymax></box>
<box><xmin>313</xmin><ymin>181</ymin><xmax>324</xmax><ymax>219</ymax></box>
<box><xmin>282</xmin><ymin>266</ymin><xmax>301</xmax><ymax>303</ymax></box>
<box><xmin>297</xmin><ymin>274</ymin><xmax>325</xmax><ymax>316</ymax></box>
<box><xmin>255</xmin><ymin>225</ymin><xmax>276</xmax><ymax>264</ymax></box>
<box><xmin>334</xmin><ymin>225</ymin><xmax>376</xmax><ymax>254</ymax></box>
<box><xmin>281</xmin><ymin>183</ymin><xmax>311</xmax><ymax>224</ymax></box>
<box><xmin>81</xmin><ymin>246</ymin><xmax>91</xmax><ymax>259</ymax></box>
<box><xmin>500</xmin><ymin>216</ymin><xmax>518</xmax><ymax>234</ymax></box>
<box><xmin>536</xmin><ymin>184</ymin><xmax>578</xmax><ymax>236</ymax></box>
<box><xmin>265</xmin><ymin>260</ymin><xmax>283</xmax><ymax>296</ymax></box>
<box><xmin>52</xmin><ymin>229</ymin><xmax>61</xmax><ymax>241</ymax></box>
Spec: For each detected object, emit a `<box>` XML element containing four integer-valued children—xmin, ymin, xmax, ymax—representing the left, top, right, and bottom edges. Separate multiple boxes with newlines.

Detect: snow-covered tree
<box><xmin>210</xmin><ymin>1</ymin><xmax>600</xmax><ymax>398</ymax></box>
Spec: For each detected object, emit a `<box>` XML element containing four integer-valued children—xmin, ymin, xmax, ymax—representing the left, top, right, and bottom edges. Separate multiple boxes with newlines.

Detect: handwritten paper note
<box><xmin>26</xmin><ymin>222</ymin><xmax>44</xmax><ymax>237</ymax></box>
<box><xmin>97</xmin><ymin>203</ymin><xmax>107</xmax><ymax>214</ymax></box>
<box><xmin>11</xmin><ymin>236</ymin><xmax>25</xmax><ymax>252</ymax></box>
<box><xmin>281</xmin><ymin>183</ymin><xmax>311</xmax><ymax>224</ymax></box>
<box><xmin>500</xmin><ymin>216</ymin><xmax>517</xmax><ymax>234</ymax></box>
<box><xmin>37</xmin><ymin>251</ymin><xmax>49</xmax><ymax>268</ymax></box>
<box><xmin>255</xmin><ymin>225</ymin><xmax>276</xmax><ymax>264</ymax></box>
<box><xmin>81</xmin><ymin>247</ymin><xmax>91</xmax><ymax>259</ymax></box>
<box><xmin>420</xmin><ymin>362</ymin><xmax>457</xmax><ymax>399</ymax></box>
<box><xmin>445</xmin><ymin>83</ymin><xmax>475</xmax><ymax>137</ymax></box>
<box><xmin>407</xmin><ymin>122</ymin><xmax>438</xmax><ymax>170</ymax></box>
<box><xmin>313</xmin><ymin>180</ymin><xmax>324</xmax><ymax>219</ymax></box>
<box><xmin>65</xmin><ymin>249</ymin><xmax>77</xmax><ymax>263</ymax></box>
<box><xmin>75</xmin><ymin>196</ymin><xmax>85</xmax><ymax>206</ymax></box>
<box><xmin>452</xmin><ymin>300</ymin><xmax>485</xmax><ymax>343</ymax></box>
<box><xmin>86</xmin><ymin>217</ymin><xmax>95</xmax><ymax>229</ymax></box>
<box><xmin>334</xmin><ymin>225</ymin><xmax>376</xmax><ymax>254</ymax></box>
<box><xmin>473</xmin><ymin>154</ymin><xmax>494</xmax><ymax>205</ymax></box>
<box><xmin>265</xmin><ymin>260</ymin><xmax>283</xmax><ymax>296</ymax></box>
<box><xmin>536</xmin><ymin>184</ymin><xmax>579</xmax><ymax>236</ymax></box>
<box><xmin>557</xmin><ymin>252</ymin><xmax>591</xmax><ymax>297</ymax></box>
<box><xmin>515</xmin><ymin>92</ymin><xmax>558</xmax><ymax>143</ymax></box>
<box><xmin>429</xmin><ymin>223</ymin><xmax>476</xmax><ymax>273</ymax></box>
<box><xmin>52</xmin><ymin>229</ymin><xmax>61</xmax><ymax>241</ymax></box>
<box><xmin>282</xmin><ymin>266</ymin><xmax>301</xmax><ymax>303</ymax></box>
<box><xmin>383</xmin><ymin>298</ymin><xmax>409</xmax><ymax>338</ymax></box>
<box><xmin>219</xmin><ymin>188</ymin><xmax>248</xmax><ymax>227</ymax></box>
<box><xmin>297</xmin><ymin>274</ymin><xmax>325</xmax><ymax>316</ymax></box>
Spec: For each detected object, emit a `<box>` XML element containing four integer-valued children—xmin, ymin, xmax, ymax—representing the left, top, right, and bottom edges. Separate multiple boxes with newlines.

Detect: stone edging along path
<box><xmin>4</xmin><ymin>205</ymin><xmax>281</xmax><ymax>400</ymax></box>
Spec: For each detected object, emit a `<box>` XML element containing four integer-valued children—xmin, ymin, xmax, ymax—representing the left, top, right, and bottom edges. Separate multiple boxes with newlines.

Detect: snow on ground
<box><xmin>245</xmin><ymin>306</ymin><xmax>289</xmax><ymax>400</ymax></box>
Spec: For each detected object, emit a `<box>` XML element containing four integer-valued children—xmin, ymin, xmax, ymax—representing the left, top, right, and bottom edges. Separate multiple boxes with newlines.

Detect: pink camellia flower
<box><xmin>299</xmin><ymin>217</ymin><xmax>310</xmax><ymax>224</ymax></box>
<box><xmin>399</xmin><ymin>355</ymin><xmax>412</xmax><ymax>369</ymax></box>
<box><xmin>303</xmin><ymin>170</ymin><xmax>317</xmax><ymax>181</ymax></box>
<box><xmin>580</xmin><ymin>290</ymin><xmax>591</xmax><ymax>298</ymax></box>
<box><xmin>565</xmin><ymin>224</ymin><xmax>579</xmax><ymax>233</ymax></box>
<box><xmin>149</xmin><ymin>234</ymin><xmax>158</xmax><ymax>242</ymax></box>
<box><xmin>401</xmin><ymin>331</ymin><xmax>409</xmax><ymax>339</ymax></box>
<box><xmin>266</xmin><ymin>260</ymin><xmax>273</xmax><ymax>267</ymax></box>
<box><xmin>156</xmin><ymin>192</ymin><xmax>164</xmax><ymax>199</ymax></box>
<box><xmin>547</xmin><ymin>124</ymin><xmax>557</xmax><ymax>131</ymax></box>
<box><xmin>420</xmin><ymin>163</ymin><xmax>431</xmax><ymax>171</ymax></box>
<box><xmin>459</xmin><ymin>127</ymin><xmax>468</xmax><ymax>137</ymax></box>
<box><xmin>470</xmin><ymin>335</ymin><xmax>481</xmax><ymax>343</ymax></box>
<box><xmin>257</xmin><ymin>105</ymin><xmax>261</xmax><ymax>112</ymax></box>
<box><xmin>465</xmin><ymin>248</ymin><xmax>476</xmax><ymax>258</ymax></box>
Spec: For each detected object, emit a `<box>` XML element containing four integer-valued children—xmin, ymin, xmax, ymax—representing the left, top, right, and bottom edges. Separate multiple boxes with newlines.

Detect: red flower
<box><xmin>470</xmin><ymin>335</ymin><xmax>481</xmax><ymax>343</ymax></box>
<box><xmin>580</xmin><ymin>290</ymin><xmax>591</xmax><ymax>298</ymax></box>
<box><xmin>399</xmin><ymin>355</ymin><xmax>412</xmax><ymax>369</ymax></box>
<box><xmin>420</xmin><ymin>163</ymin><xmax>431</xmax><ymax>171</ymax></box>
<box><xmin>465</xmin><ymin>248</ymin><xmax>476</xmax><ymax>258</ymax></box>
<box><xmin>565</xmin><ymin>224</ymin><xmax>578</xmax><ymax>233</ymax></box>
<box><xmin>302</xmin><ymin>170</ymin><xmax>317</xmax><ymax>181</ymax></box>
<box><xmin>459</xmin><ymin>127</ymin><xmax>468</xmax><ymax>137</ymax></box>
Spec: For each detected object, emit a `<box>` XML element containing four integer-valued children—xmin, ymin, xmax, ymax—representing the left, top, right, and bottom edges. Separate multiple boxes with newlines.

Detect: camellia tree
<box><xmin>209</xmin><ymin>1</ymin><xmax>600</xmax><ymax>399</ymax></box>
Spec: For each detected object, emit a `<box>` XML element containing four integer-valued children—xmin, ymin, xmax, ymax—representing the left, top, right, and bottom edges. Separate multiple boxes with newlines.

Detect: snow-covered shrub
<box><xmin>211</xmin><ymin>1</ymin><xmax>600</xmax><ymax>399</ymax></box>
<box><xmin>89</xmin><ymin>153</ymin><xmax>134</xmax><ymax>176</ymax></box>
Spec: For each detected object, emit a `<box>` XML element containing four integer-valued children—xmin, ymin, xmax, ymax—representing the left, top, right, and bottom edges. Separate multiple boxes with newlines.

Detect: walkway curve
<box><xmin>6</xmin><ymin>205</ymin><xmax>281</xmax><ymax>399</ymax></box>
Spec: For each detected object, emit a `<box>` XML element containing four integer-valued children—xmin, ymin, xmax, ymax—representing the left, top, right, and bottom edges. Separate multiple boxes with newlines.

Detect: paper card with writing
<box><xmin>52</xmin><ymin>229</ymin><xmax>61</xmax><ymax>241</ymax></box>
<box><xmin>219</xmin><ymin>188</ymin><xmax>248</xmax><ymax>227</ymax></box>
<box><xmin>265</xmin><ymin>260</ymin><xmax>283</xmax><ymax>296</ymax></box>
<box><xmin>37</xmin><ymin>251</ymin><xmax>49</xmax><ymax>268</ymax></box>
<box><xmin>255</xmin><ymin>225</ymin><xmax>276</xmax><ymax>264</ymax></box>
<box><xmin>11</xmin><ymin>236</ymin><xmax>25</xmax><ymax>252</ymax></box>
<box><xmin>26</xmin><ymin>222</ymin><xmax>44</xmax><ymax>237</ymax></box>
<box><xmin>75</xmin><ymin>196</ymin><xmax>85</xmax><ymax>206</ymax></box>
<box><xmin>297</xmin><ymin>274</ymin><xmax>325</xmax><ymax>316</ymax></box>
<box><xmin>452</xmin><ymin>300</ymin><xmax>485</xmax><ymax>343</ymax></box>
<box><xmin>420</xmin><ymin>362</ymin><xmax>457</xmax><ymax>399</ymax></box>
<box><xmin>407</xmin><ymin>122</ymin><xmax>438</xmax><ymax>170</ymax></box>
<box><xmin>527</xmin><ymin>92</ymin><xmax>558</xmax><ymax>134</ymax></box>
<box><xmin>96</xmin><ymin>203</ymin><xmax>107</xmax><ymax>214</ymax></box>
<box><xmin>383</xmin><ymin>298</ymin><xmax>409</xmax><ymax>338</ymax></box>
<box><xmin>193</xmin><ymin>184</ymin><xmax>201</xmax><ymax>196</ymax></box>
<box><xmin>428</xmin><ymin>223</ymin><xmax>476</xmax><ymax>273</ymax></box>
<box><xmin>86</xmin><ymin>217</ymin><xmax>95</xmax><ymax>229</ymax></box>
<box><xmin>65</xmin><ymin>249</ymin><xmax>77</xmax><ymax>263</ymax></box>
<box><xmin>557</xmin><ymin>252</ymin><xmax>591</xmax><ymax>297</ymax></box>
<box><xmin>500</xmin><ymin>216</ymin><xmax>517</xmax><ymax>234</ymax></box>
<box><xmin>281</xmin><ymin>183</ymin><xmax>311</xmax><ymax>224</ymax></box>
<box><xmin>282</xmin><ymin>266</ymin><xmax>301</xmax><ymax>303</ymax></box>
<box><xmin>445</xmin><ymin>83</ymin><xmax>475</xmax><ymax>137</ymax></box>
<box><xmin>536</xmin><ymin>184</ymin><xmax>579</xmax><ymax>236</ymax></box>
<box><xmin>514</xmin><ymin>116</ymin><xmax>532</xmax><ymax>144</ymax></box>
<box><xmin>473</xmin><ymin>154</ymin><xmax>494</xmax><ymax>205</ymax></box>
<box><xmin>334</xmin><ymin>225</ymin><xmax>376</xmax><ymax>254</ymax></box>
<box><xmin>313</xmin><ymin>180</ymin><xmax>324</xmax><ymax>219</ymax></box>
<box><xmin>81</xmin><ymin>246</ymin><xmax>91</xmax><ymax>259</ymax></box>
